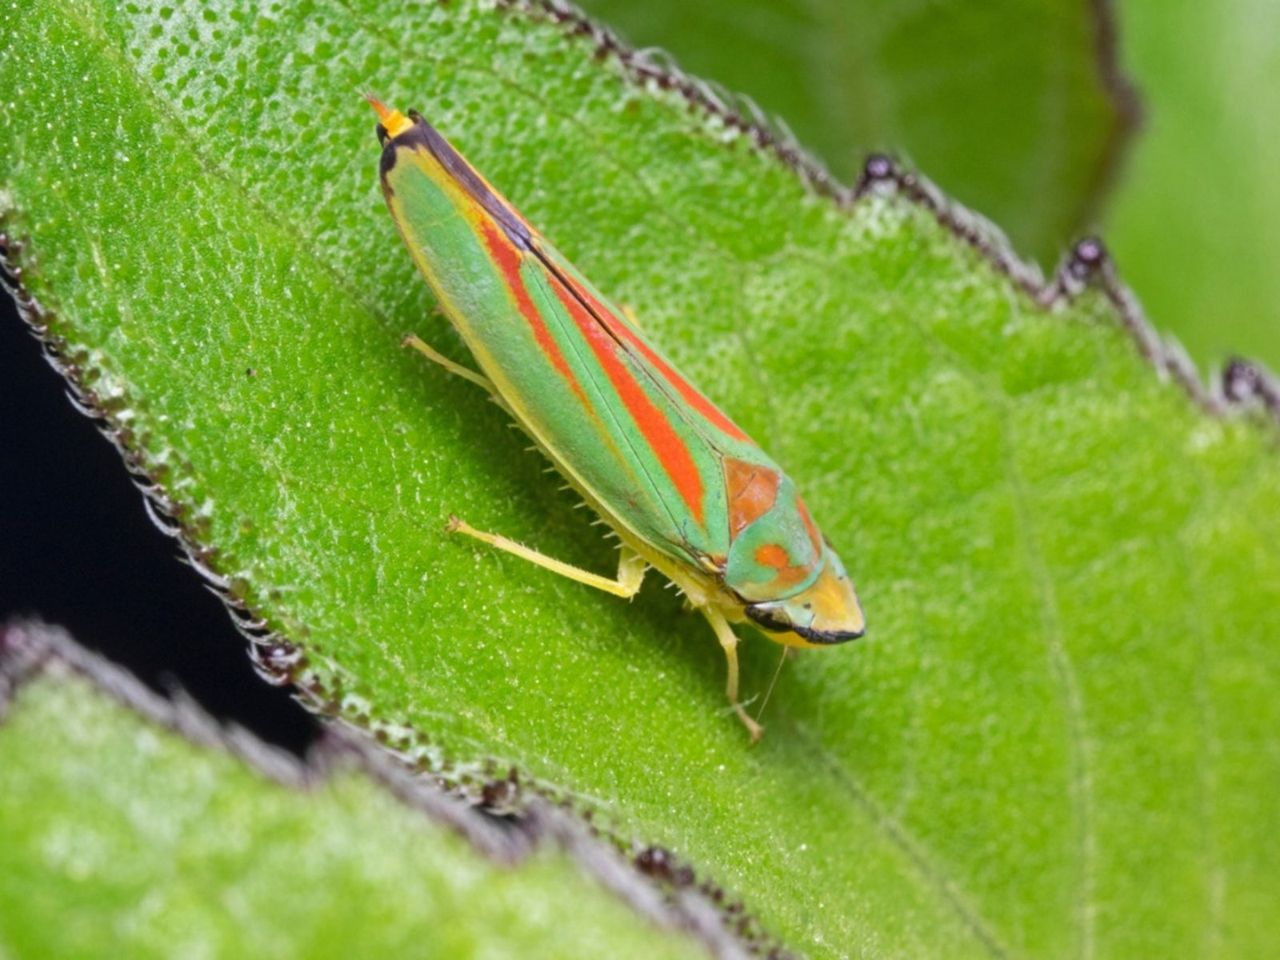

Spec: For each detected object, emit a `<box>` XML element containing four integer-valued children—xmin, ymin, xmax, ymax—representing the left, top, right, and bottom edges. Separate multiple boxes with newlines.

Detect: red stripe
<box><xmin>569</xmin><ymin>280</ymin><xmax>752</xmax><ymax>444</ymax></box>
<box><xmin>549</xmin><ymin>277</ymin><xmax>706</xmax><ymax>526</ymax></box>
<box><xmin>480</xmin><ymin>223</ymin><xmax>587</xmax><ymax>404</ymax></box>
<box><xmin>796</xmin><ymin>496</ymin><xmax>823</xmax><ymax>555</ymax></box>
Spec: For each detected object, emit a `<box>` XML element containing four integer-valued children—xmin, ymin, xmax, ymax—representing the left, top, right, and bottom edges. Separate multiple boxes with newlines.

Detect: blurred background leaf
<box><xmin>1105</xmin><ymin>0</ymin><xmax>1280</xmax><ymax>369</ymax></box>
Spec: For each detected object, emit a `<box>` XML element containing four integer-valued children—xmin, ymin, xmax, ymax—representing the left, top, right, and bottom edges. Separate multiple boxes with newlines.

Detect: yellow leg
<box><xmin>446</xmin><ymin>515</ymin><xmax>646</xmax><ymax>599</ymax></box>
<box><xmin>402</xmin><ymin>333</ymin><xmax>494</xmax><ymax>392</ymax></box>
<box><xmin>702</xmin><ymin>607</ymin><xmax>764</xmax><ymax>743</ymax></box>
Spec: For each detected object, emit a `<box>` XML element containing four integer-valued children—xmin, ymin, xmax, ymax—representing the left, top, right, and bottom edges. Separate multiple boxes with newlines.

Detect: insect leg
<box><xmin>401</xmin><ymin>333</ymin><xmax>495</xmax><ymax>392</ymax></box>
<box><xmin>446</xmin><ymin>515</ymin><xmax>646</xmax><ymax>599</ymax></box>
<box><xmin>701</xmin><ymin>607</ymin><xmax>764</xmax><ymax>743</ymax></box>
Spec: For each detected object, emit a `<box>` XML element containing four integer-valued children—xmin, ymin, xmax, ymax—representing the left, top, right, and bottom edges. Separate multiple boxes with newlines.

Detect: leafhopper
<box><xmin>371</xmin><ymin>99</ymin><xmax>865</xmax><ymax>740</ymax></box>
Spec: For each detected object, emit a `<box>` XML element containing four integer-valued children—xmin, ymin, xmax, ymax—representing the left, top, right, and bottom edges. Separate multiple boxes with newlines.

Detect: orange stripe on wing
<box><xmin>548</xmin><ymin>278</ymin><xmax>707</xmax><ymax>527</ymax></box>
<box><xmin>567</xmin><ymin>279</ymin><xmax>753</xmax><ymax>444</ymax></box>
<box><xmin>480</xmin><ymin>222</ymin><xmax>589</xmax><ymax>405</ymax></box>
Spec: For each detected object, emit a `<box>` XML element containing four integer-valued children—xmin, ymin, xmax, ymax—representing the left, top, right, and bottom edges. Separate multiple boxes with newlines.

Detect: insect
<box><xmin>370</xmin><ymin>98</ymin><xmax>865</xmax><ymax>740</ymax></box>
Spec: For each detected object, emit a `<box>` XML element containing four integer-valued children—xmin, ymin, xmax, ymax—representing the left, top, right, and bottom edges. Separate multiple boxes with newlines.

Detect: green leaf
<box><xmin>1104</xmin><ymin>0</ymin><xmax>1280</xmax><ymax>369</ymax></box>
<box><xmin>3</xmin><ymin>1</ymin><xmax>1278</xmax><ymax>957</ymax></box>
<box><xmin>0</xmin><ymin>624</ymin><xmax>706</xmax><ymax>960</ymax></box>
<box><xmin>574</xmin><ymin>0</ymin><xmax>1135</xmax><ymax>264</ymax></box>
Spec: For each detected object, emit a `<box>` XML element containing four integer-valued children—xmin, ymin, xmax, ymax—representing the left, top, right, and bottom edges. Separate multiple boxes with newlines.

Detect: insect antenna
<box><xmin>754</xmin><ymin>646</ymin><xmax>791</xmax><ymax>726</ymax></box>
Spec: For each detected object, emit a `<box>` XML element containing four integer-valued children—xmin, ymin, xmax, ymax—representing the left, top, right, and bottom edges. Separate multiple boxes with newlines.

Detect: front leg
<box><xmin>701</xmin><ymin>607</ymin><xmax>764</xmax><ymax>743</ymax></box>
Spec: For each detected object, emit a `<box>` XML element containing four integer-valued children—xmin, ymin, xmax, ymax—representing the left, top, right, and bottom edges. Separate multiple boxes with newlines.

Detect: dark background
<box><xmin>1</xmin><ymin>291</ymin><xmax>318</xmax><ymax>754</ymax></box>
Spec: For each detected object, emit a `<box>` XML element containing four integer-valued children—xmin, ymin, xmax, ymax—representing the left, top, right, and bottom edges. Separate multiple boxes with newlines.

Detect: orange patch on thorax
<box><xmin>753</xmin><ymin>542</ymin><xmax>813</xmax><ymax>590</ymax></box>
<box><xmin>724</xmin><ymin>457</ymin><xmax>780</xmax><ymax>539</ymax></box>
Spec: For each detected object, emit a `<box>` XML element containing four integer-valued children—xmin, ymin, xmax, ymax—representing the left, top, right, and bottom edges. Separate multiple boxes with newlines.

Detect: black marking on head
<box><xmin>385</xmin><ymin>113</ymin><xmax>532</xmax><ymax>250</ymax></box>
<box><xmin>743</xmin><ymin>605</ymin><xmax>791</xmax><ymax>634</ymax></box>
<box><xmin>797</xmin><ymin>623</ymin><xmax>864</xmax><ymax>645</ymax></box>
<box><xmin>744</xmin><ymin>604</ymin><xmax>864</xmax><ymax>645</ymax></box>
